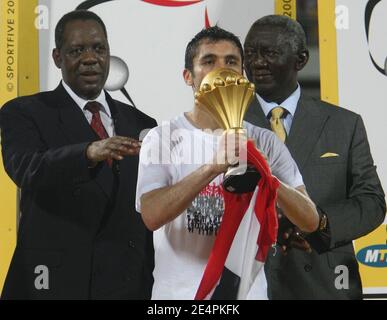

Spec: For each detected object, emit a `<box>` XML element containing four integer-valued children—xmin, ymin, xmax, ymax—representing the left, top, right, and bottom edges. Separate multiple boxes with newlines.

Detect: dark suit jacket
<box><xmin>0</xmin><ymin>84</ymin><xmax>157</xmax><ymax>299</ymax></box>
<box><xmin>245</xmin><ymin>94</ymin><xmax>386</xmax><ymax>299</ymax></box>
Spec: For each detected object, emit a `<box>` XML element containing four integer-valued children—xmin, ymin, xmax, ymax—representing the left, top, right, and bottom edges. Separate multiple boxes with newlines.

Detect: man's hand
<box><xmin>280</xmin><ymin>225</ymin><xmax>312</xmax><ymax>255</ymax></box>
<box><xmin>86</xmin><ymin>136</ymin><xmax>141</xmax><ymax>164</ymax></box>
<box><xmin>211</xmin><ymin>130</ymin><xmax>246</xmax><ymax>174</ymax></box>
<box><xmin>277</xmin><ymin>213</ymin><xmax>312</xmax><ymax>255</ymax></box>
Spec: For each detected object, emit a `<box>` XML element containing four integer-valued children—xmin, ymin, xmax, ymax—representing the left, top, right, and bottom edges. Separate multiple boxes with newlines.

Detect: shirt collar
<box><xmin>61</xmin><ymin>80</ymin><xmax>111</xmax><ymax>117</ymax></box>
<box><xmin>257</xmin><ymin>84</ymin><xmax>301</xmax><ymax>118</ymax></box>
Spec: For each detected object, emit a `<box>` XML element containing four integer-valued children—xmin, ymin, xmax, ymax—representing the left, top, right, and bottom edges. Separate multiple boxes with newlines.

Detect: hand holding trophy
<box><xmin>194</xmin><ymin>68</ymin><xmax>260</xmax><ymax>193</ymax></box>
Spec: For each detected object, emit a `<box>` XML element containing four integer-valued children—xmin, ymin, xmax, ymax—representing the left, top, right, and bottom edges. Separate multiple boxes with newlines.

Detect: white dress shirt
<box><xmin>256</xmin><ymin>84</ymin><xmax>301</xmax><ymax>135</ymax></box>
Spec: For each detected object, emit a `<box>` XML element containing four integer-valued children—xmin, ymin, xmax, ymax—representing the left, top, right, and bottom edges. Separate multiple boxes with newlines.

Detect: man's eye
<box><xmin>226</xmin><ymin>59</ymin><xmax>237</xmax><ymax>65</ymax></box>
<box><xmin>203</xmin><ymin>60</ymin><xmax>213</xmax><ymax>65</ymax></box>
<box><xmin>68</xmin><ymin>48</ymin><xmax>83</xmax><ymax>56</ymax></box>
<box><xmin>95</xmin><ymin>45</ymin><xmax>107</xmax><ymax>54</ymax></box>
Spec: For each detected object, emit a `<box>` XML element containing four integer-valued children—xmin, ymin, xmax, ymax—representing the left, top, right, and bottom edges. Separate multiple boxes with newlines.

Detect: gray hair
<box><xmin>247</xmin><ymin>15</ymin><xmax>307</xmax><ymax>53</ymax></box>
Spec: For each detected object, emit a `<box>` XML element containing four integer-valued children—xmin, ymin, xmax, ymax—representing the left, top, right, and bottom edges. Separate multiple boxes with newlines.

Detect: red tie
<box><xmin>85</xmin><ymin>101</ymin><xmax>109</xmax><ymax>140</ymax></box>
<box><xmin>85</xmin><ymin>101</ymin><xmax>112</xmax><ymax>166</ymax></box>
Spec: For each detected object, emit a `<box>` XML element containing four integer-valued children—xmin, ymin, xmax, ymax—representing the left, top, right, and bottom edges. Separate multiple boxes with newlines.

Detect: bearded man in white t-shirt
<box><xmin>136</xmin><ymin>26</ymin><xmax>319</xmax><ymax>300</ymax></box>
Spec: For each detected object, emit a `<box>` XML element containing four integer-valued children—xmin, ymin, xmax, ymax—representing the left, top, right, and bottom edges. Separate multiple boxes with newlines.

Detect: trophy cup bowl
<box><xmin>194</xmin><ymin>68</ymin><xmax>260</xmax><ymax>193</ymax></box>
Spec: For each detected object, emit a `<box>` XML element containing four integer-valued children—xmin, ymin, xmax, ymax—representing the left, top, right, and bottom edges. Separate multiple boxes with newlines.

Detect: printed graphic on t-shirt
<box><xmin>186</xmin><ymin>183</ymin><xmax>224</xmax><ymax>236</ymax></box>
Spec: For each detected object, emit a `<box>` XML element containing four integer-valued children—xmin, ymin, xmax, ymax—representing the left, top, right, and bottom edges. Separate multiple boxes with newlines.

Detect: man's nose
<box><xmin>216</xmin><ymin>60</ymin><xmax>228</xmax><ymax>69</ymax></box>
<box><xmin>254</xmin><ymin>52</ymin><xmax>267</xmax><ymax>67</ymax></box>
<box><xmin>249</xmin><ymin>50</ymin><xmax>267</xmax><ymax>67</ymax></box>
<box><xmin>80</xmin><ymin>49</ymin><xmax>98</xmax><ymax>64</ymax></box>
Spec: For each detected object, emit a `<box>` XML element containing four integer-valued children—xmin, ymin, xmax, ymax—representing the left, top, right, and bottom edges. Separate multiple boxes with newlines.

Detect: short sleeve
<box><xmin>268</xmin><ymin>134</ymin><xmax>304</xmax><ymax>188</ymax></box>
<box><xmin>245</xmin><ymin>123</ymin><xmax>304</xmax><ymax>189</ymax></box>
<box><xmin>135</xmin><ymin>126</ymin><xmax>175</xmax><ymax>212</ymax></box>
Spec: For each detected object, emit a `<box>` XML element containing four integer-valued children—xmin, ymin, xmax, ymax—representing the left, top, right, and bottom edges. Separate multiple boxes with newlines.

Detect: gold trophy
<box><xmin>194</xmin><ymin>68</ymin><xmax>260</xmax><ymax>193</ymax></box>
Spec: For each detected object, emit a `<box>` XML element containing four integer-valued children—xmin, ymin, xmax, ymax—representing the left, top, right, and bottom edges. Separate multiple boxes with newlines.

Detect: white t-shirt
<box><xmin>136</xmin><ymin>113</ymin><xmax>303</xmax><ymax>300</ymax></box>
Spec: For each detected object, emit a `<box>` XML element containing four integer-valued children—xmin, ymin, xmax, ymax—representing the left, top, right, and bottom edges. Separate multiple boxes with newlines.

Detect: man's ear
<box><xmin>295</xmin><ymin>49</ymin><xmax>309</xmax><ymax>71</ymax></box>
<box><xmin>52</xmin><ymin>48</ymin><xmax>62</xmax><ymax>69</ymax></box>
<box><xmin>183</xmin><ymin>69</ymin><xmax>193</xmax><ymax>86</ymax></box>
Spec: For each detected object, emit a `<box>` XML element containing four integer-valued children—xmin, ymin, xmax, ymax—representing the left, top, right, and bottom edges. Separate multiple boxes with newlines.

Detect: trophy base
<box><xmin>222</xmin><ymin>165</ymin><xmax>261</xmax><ymax>194</ymax></box>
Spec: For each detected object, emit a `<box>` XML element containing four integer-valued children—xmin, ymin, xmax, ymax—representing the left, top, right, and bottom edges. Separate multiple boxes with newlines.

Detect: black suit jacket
<box><xmin>245</xmin><ymin>94</ymin><xmax>385</xmax><ymax>299</ymax></box>
<box><xmin>0</xmin><ymin>84</ymin><xmax>157</xmax><ymax>299</ymax></box>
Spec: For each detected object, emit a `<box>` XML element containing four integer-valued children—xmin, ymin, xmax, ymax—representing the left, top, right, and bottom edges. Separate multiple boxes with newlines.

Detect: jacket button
<box><xmin>128</xmin><ymin>240</ymin><xmax>135</xmax><ymax>248</ymax></box>
<box><xmin>304</xmin><ymin>264</ymin><xmax>312</xmax><ymax>272</ymax></box>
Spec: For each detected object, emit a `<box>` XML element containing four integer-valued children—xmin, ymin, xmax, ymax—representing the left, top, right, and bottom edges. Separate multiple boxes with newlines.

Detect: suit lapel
<box><xmin>286</xmin><ymin>94</ymin><xmax>330</xmax><ymax>169</ymax></box>
<box><xmin>106</xmin><ymin>93</ymin><xmax>138</xmax><ymax>138</ymax></box>
<box><xmin>244</xmin><ymin>97</ymin><xmax>271</xmax><ymax>130</ymax></box>
<box><xmin>106</xmin><ymin>92</ymin><xmax>139</xmax><ymax>188</ymax></box>
<box><xmin>53</xmin><ymin>84</ymin><xmax>98</xmax><ymax>144</ymax></box>
<box><xmin>95</xmin><ymin>94</ymin><xmax>140</xmax><ymax>234</ymax></box>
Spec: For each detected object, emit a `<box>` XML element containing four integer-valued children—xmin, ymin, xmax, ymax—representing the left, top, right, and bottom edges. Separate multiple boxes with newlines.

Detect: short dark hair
<box><xmin>55</xmin><ymin>10</ymin><xmax>108</xmax><ymax>49</ymax></box>
<box><xmin>184</xmin><ymin>26</ymin><xmax>244</xmax><ymax>72</ymax></box>
<box><xmin>246</xmin><ymin>15</ymin><xmax>307</xmax><ymax>53</ymax></box>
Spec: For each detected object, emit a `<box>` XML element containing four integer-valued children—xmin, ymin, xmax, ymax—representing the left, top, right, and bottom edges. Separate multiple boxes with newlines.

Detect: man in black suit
<box><xmin>0</xmin><ymin>10</ymin><xmax>156</xmax><ymax>299</ymax></box>
<box><xmin>244</xmin><ymin>15</ymin><xmax>385</xmax><ymax>299</ymax></box>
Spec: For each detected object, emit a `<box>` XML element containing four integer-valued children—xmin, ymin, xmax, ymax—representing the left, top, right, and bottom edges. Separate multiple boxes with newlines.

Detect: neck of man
<box><xmin>186</xmin><ymin>104</ymin><xmax>220</xmax><ymax>131</ymax></box>
<box><xmin>258</xmin><ymin>82</ymin><xmax>298</xmax><ymax>105</ymax></box>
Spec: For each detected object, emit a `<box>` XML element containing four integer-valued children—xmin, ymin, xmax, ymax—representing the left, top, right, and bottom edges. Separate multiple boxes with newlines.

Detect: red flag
<box><xmin>195</xmin><ymin>140</ymin><xmax>279</xmax><ymax>300</ymax></box>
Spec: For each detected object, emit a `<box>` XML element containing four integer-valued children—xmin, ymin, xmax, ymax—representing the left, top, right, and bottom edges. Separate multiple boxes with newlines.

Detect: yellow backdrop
<box><xmin>0</xmin><ymin>0</ymin><xmax>39</xmax><ymax>293</ymax></box>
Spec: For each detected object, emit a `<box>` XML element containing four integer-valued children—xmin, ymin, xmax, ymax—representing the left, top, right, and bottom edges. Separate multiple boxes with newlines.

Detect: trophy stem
<box><xmin>226</xmin><ymin>127</ymin><xmax>246</xmax><ymax>135</ymax></box>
